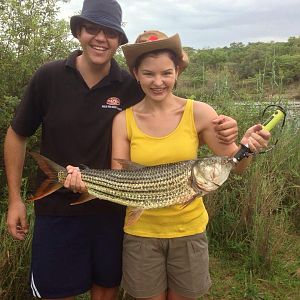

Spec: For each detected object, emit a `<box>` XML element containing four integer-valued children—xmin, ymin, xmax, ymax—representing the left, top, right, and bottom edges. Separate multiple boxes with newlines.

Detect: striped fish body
<box><xmin>58</xmin><ymin>160</ymin><xmax>198</xmax><ymax>209</ymax></box>
<box><xmin>30</xmin><ymin>152</ymin><xmax>233</xmax><ymax>211</ymax></box>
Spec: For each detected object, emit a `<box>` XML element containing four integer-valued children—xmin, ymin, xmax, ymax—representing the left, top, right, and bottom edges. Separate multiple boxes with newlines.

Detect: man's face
<box><xmin>77</xmin><ymin>22</ymin><xmax>120</xmax><ymax>66</ymax></box>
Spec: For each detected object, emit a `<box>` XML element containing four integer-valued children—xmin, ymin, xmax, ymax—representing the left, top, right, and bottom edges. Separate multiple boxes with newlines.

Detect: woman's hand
<box><xmin>241</xmin><ymin>124</ymin><xmax>271</xmax><ymax>153</ymax></box>
<box><xmin>64</xmin><ymin>165</ymin><xmax>87</xmax><ymax>193</ymax></box>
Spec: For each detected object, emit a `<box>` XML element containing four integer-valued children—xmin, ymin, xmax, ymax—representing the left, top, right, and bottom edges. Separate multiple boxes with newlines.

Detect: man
<box><xmin>4</xmin><ymin>0</ymin><xmax>238</xmax><ymax>299</ymax></box>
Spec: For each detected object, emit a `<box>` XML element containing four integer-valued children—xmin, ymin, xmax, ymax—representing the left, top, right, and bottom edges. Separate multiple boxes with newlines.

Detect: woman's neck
<box><xmin>142</xmin><ymin>94</ymin><xmax>178</xmax><ymax>113</ymax></box>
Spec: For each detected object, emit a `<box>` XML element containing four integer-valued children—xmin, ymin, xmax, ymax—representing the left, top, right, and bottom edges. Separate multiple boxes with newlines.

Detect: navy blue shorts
<box><xmin>29</xmin><ymin>214</ymin><xmax>124</xmax><ymax>299</ymax></box>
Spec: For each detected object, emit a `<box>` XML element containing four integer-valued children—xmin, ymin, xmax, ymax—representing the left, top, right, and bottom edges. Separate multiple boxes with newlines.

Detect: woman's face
<box><xmin>134</xmin><ymin>52</ymin><xmax>179</xmax><ymax>102</ymax></box>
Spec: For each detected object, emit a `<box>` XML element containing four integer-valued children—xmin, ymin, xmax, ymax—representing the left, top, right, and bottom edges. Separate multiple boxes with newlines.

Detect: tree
<box><xmin>0</xmin><ymin>0</ymin><xmax>76</xmax><ymax>98</ymax></box>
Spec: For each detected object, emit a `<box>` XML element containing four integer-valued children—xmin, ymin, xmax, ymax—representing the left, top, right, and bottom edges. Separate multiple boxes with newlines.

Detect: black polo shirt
<box><xmin>12</xmin><ymin>50</ymin><xmax>144</xmax><ymax>216</ymax></box>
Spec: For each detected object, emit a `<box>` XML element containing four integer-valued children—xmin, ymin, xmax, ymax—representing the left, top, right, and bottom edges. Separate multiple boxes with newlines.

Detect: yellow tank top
<box><xmin>124</xmin><ymin>99</ymin><xmax>209</xmax><ymax>238</ymax></box>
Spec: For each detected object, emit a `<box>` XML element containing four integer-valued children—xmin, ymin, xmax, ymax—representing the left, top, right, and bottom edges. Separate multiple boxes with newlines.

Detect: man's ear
<box><xmin>75</xmin><ymin>25</ymin><xmax>82</xmax><ymax>38</ymax></box>
<box><xmin>118</xmin><ymin>34</ymin><xmax>122</xmax><ymax>46</ymax></box>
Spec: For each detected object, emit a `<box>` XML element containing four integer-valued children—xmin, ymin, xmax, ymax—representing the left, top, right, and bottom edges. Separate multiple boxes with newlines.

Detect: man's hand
<box><xmin>212</xmin><ymin>115</ymin><xmax>238</xmax><ymax>144</ymax></box>
<box><xmin>7</xmin><ymin>197</ymin><xmax>28</xmax><ymax>240</ymax></box>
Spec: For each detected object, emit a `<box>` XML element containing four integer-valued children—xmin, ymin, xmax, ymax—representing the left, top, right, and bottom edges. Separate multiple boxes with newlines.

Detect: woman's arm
<box><xmin>194</xmin><ymin>101</ymin><xmax>239</xmax><ymax>156</ymax></box>
<box><xmin>111</xmin><ymin>111</ymin><xmax>130</xmax><ymax>170</ymax></box>
<box><xmin>194</xmin><ymin>101</ymin><xmax>270</xmax><ymax>173</ymax></box>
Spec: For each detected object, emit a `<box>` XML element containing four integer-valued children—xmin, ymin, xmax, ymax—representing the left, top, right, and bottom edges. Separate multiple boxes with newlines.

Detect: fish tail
<box><xmin>29</xmin><ymin>152</ymin><xmax>65</xmax><ymax>201</ymax></box>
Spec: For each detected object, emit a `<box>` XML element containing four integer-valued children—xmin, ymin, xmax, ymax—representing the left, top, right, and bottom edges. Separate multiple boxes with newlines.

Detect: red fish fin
<box><xmin>124</xmin><ymin>207</ymin><xmax>144</xmax><ymax>226</ymax></box>
<box><xmin>113</xmin><ymin>159</ymin><xmax>145</xmax><ymax>170</ymax></box>
<box><xmin>70</xmin><ymin>192</ymin><xmax>96</xmax><ymax>205</ymax></box>
<box><xmin>29</xmin><ymin>152</ymin><xmax>65</xmax><ymax>179</ymax></box>
<box><xmin>30</xmin><ymin>181</ymin><xmax>62</xmax><ymax>201</ymax></box>
<box><xmin>28</xmin><ymin>152</ymin><xmax>65</xmax><ymax>201</ymax></box>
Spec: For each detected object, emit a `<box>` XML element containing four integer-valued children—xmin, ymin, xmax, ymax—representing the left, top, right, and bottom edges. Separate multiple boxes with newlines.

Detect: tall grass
<box><xmin>1</xmin><ymin>69</ymin><xmax>299</xmax><ymax>298</ymax></box>
<box><xmin>184</xmin><ymin>66</ymin><xmax>300</xmax><ymax>278</ymax></box>
<box><xmin>0</xmin><ymin>179</ymin><xmax>35</xmax><ymax>300</ymax></box>
<box><xmin>204</xmin><ymin>126</ymin><xmax>299</xmax><ymax>290</ymax></box>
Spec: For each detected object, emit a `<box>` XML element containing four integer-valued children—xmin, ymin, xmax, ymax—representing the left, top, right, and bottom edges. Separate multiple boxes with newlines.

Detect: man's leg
<box><xmin>90</xmin><ymin>285</ymin><xmax>118</xmax><ymax>300</ymax></box>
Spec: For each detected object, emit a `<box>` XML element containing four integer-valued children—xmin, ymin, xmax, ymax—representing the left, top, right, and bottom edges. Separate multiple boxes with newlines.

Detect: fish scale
<box><xmin>79</xmin><ymin>165</ymin><xmax>194</xmax><ymax>207</ymax></box>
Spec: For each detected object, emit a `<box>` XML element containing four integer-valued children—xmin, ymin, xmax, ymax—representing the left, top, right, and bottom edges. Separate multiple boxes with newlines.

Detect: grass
<box><xmin>0</xmin><ymin>206</ymin><xmax>35</xmax><ymax>300</ymax></box>
<box><xmin>201</xmin><ymin>232</ymin><xmax>300</xmax><ymax>300</ymax></box>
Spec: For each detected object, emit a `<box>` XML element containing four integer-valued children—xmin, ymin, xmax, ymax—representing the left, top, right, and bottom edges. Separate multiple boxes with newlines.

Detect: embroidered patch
<box><xmin>106</xmin><ymin>97</ymin><xmax>121</xmax><ymax>106</ymax></box>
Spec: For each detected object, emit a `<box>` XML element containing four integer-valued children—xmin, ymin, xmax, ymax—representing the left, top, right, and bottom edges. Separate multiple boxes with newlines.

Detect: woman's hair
<box><xmin>134</xmin><ymin>49</ymin><xmax>179</xmax><ymax>71</ymax></box>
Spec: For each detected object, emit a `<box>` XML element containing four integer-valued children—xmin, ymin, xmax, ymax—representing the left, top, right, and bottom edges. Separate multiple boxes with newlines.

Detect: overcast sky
<box><xmin>58</xmin><ymin>0</ymin><xmax>300</xmax><ymax>49</ymax></box>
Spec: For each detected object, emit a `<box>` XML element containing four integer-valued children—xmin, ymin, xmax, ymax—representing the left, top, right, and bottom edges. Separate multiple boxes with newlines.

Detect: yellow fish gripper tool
<box><xmin>262</xmin><ymin>109</ymin><xmax>285</xmax><ymax>132</ymax></box>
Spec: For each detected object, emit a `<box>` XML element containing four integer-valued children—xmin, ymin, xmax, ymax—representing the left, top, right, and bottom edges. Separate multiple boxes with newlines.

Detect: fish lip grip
<box><xmin>261</xmin><ymin>105</ymin><xmax>286</xmax><ymax>132</ymax></box>
<box><xmin>260</xmin><ymin>105</ymin><xmax>286</xmax><ymax>152</ymax></box>
<box><xmin>233</xmin><ymin>105</ymin><xmax>287</xmax><ymax>163</ymax></box>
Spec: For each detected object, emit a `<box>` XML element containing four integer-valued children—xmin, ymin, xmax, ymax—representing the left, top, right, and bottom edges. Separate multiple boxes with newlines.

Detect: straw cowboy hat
<box><xmin>122</xmin><ymin>30</ymin><xmax>189</xmax><ymax>74</ymax></box>
<box><xmin>70</xmin><ymin>0</ymin><xmax>128</xmax><ymax>44</ymax></box>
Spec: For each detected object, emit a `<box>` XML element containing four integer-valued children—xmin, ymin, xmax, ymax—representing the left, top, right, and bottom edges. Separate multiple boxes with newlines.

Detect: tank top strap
<box><xmin>180</xmin><ymin>99</ymin><xmax>197</xmax><ymax>134</ymax></box>
<box><xmin>125</xmin><ymin>107</ymin><xmax>135</xmax><ymax>140</ymax></box>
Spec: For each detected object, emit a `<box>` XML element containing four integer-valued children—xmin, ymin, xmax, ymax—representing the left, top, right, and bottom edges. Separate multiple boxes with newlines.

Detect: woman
<box><xmin>110</xmin><ymin>30</ymin><xmax>270</xmax><ymax>300</ymax></box>
<box><xmin>65</xmin><ymin>31</ymin><xmax>269</xmax><ymax>300</ymax></box>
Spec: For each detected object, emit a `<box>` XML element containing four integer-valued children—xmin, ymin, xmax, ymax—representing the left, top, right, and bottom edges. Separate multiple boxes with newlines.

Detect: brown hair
<box><xmin>134</xmin><ymin>49</ymin><xmax>179</xmax><ymax>72</ymax></box>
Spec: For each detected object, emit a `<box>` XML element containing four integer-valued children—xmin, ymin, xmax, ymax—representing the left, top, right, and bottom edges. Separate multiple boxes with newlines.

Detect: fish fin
<box><xmin>29</xmin><ymin>152</ymin><xmax>65</xmax><ymax>179</ymax></box>
<box><xmin>70</xmin><ymin>192</ymin><xmax>97</xmax><ymax>205</ymax></box>
<box><xmin>113</xmin><ymin>158</ymin><xmax>145</xmax><ymax>170</ymax></box>
<box><xmin>28</xmin><ymin>152</ymin><xmax>65</xmax><ymax>201</ymax></box>
<box><xmin>30</xmin><ymin>181</ymin><xmax>62</xmax><ymax>201</ymax></box>
<box><xmin>125</xmin><ymin>207</ymin><xmax>144</xmax><ymax>226</ymax></box>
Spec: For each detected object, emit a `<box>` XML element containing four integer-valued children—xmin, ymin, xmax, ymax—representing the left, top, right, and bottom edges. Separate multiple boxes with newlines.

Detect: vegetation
<box><xmin>181</xmin><ymin>38</ymin><xmax>300</xmax><ymax>99</ymax></box>
<box><xmin>0</xmin><ymin>0</ymin><xmax>299</xmax><ymax>299</ymax></box>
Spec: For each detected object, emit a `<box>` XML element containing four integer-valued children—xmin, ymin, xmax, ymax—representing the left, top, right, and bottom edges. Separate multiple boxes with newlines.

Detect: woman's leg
<box><xmin>167</xmin><ymin>289</ymin><xmax>195</xmax><ymax>300</ymax></box>
<box><xmin>137</xmin><ymin>291</ymin><xmax>166</xmax><ymax>300</ymax></box>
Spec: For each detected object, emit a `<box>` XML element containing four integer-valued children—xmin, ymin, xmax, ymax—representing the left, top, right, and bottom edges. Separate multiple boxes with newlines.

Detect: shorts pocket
<box><xmin>189</xmin><ymin>233</ymin><xmax>208</xmax><ymax>254</ymax></box>
<box><xmin>123</xmin><ymin>234</ymin><xmax>142</xmax><ymax>252</ymax></box>
<box><xmin>187</xmin><ymin>234</ymin><xmax>209</xmax><ymax>274</ymax></box>
<box><xmin>186</xmin><ymin>234</ymin><xmax>211</xmax><ymax>294</ymax></box>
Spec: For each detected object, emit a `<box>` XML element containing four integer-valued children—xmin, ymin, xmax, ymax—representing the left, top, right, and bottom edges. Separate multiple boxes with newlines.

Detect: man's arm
<box><xmin>4</xmin><ymin>126</ymin><xmax>29</xmax><ymax>240</ymax></box>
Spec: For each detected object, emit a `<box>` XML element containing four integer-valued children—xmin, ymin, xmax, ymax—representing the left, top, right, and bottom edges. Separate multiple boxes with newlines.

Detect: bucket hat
<box><xmin>122</xmin><ymin>30</ymin><xmax>189</xmax><ymax>75</ymax></box>
<box><xmin>70</xmin><ymin>0</ymin><xmax>128</xmax><ymax>44</ymax></box>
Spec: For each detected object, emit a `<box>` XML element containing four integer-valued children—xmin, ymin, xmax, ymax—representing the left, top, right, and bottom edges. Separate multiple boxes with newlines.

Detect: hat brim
<box><xmin>70</xmin><ymin>15</ymin><xmax>128</xmax><ymax>45</ymax></box>
<box><xmin>122</xmin><ymin>33</ymin><xmax>188</xmax><ymax>75</ymax></box>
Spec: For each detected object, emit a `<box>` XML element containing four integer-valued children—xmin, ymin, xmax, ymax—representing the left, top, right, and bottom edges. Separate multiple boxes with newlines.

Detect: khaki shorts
<box><xmin>121</xmin><ymin>233</ymin><xmax>212</xmax><ymax>298</ymax></box>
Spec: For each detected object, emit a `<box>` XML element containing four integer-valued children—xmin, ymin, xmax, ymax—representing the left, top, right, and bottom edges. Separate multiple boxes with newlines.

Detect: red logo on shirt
<box><xmin>106</xmin><ymin>97</ymin><xmax>121</xmax><ymax>106</ymax></box>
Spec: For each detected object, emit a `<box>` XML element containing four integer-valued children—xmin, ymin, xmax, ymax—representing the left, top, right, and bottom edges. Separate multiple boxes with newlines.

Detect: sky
<box><xmin>58</xmin><ymin>0</ymin><xmax>300</xmax><ymax>49</ymax></box>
